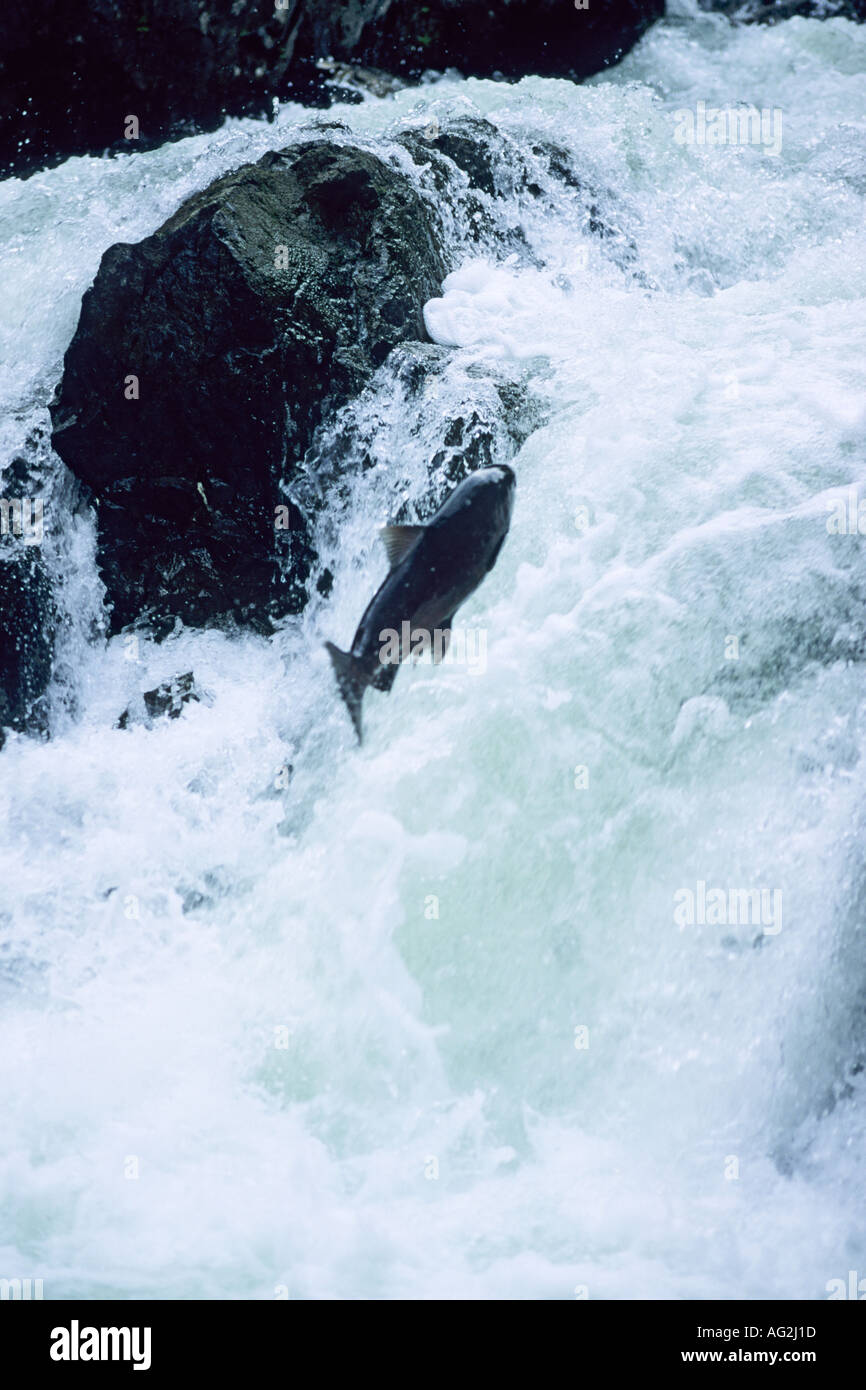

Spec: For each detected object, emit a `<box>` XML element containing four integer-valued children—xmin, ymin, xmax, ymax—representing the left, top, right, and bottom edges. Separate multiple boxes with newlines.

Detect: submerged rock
<box><xmin>399</xmin><ymin>116</ymin><xmax>528</xmax><ymax>202</ymax></box>
<box><xmin>117</xmin><ymin>672</ymin><xmax>206</xmax><ymax>729</ymax></box>
<box><xmin>396</xmin><ymin>115</ymin><xmax>534</xmax><ymax>258</ymax></box>
<box><xmin>297</xmin><ymin>340</ymin><xmax>544</xmax><ymax>506</ymax></box>
<box><xmin>398</xmin><ymin>116</ymin><xmax>644</xmax><ymax>277</ymax></box>
<box><xmin>51</xmin><ymin>140</ymin><xmax>445</xmax><ymax>638</ymax></box>
<box><xmin>314</xmin><ymin>59</ymin><xmax>408</xmax><ymax>100</ymax></box>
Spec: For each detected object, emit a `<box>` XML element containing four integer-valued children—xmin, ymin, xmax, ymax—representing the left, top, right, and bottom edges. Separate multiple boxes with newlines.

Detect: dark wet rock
<box><xmin>1</xmin><ymin>1</ymin><xmax>296</xmax><ymax>178</ymax></box>
<box><xmin>397</xmin><ymin>117</ymin><xmax>645</xmax><ymax>278</ymax></box>
<box><xmin>399</xmin><ymin>116</ymin><xmax>529</xmax><ymax>201</ymax></box>
<box><xmin>699</xmin><ymin>0</ymin><xmax>864</xmax><ymax>20</ymax></box>
<box><xmin>0</xmin><ymin>440</ymin><xmax>61</xmax><ymax>749</ymax></box>
<box><xmin>1</xmin><ymin>0</ymin><xmax>665</xmax><ymax>179</ymax></box>
<box><xmin>396</xmin><ymin>115</ymin><xmax>534</xmax><ymax>257</ymax></box>
<box><xmin>0</xmin><ymin>0</ymin><xmax>365</xmax><ymax>179</ymax></box>
<box><xmin>299</xmin><ymin>340</ymin><xmax>544</xmax><ymax>507</ymax></box>
<box><xmin>50</xmin><ymin>140</ymin><xmax>445</xmax><ymax>638</ymax></box>
<box><xmin>351</xmin><ymin>0</ymin><xmax>665</xmax><ymax>83</ymax></box>
<box><xmin>0</xmin><ymin>426</ymin><xmax>105</xmax><ymax>748</ymax></box>
<box><xmin>0</xmin><ymin>541</ymin><xmax>56</xmax><ymax>749</ymax></box>
<box><xmin>117</xmin><ymin>672</ymin><xmax>206</xmax><ymax>729</ymax></box>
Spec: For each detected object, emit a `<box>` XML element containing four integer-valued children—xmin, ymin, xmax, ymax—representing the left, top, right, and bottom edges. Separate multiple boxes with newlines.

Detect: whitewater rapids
<box><xmin>1</xmin><ymin>8</ymin><xmax>865</xmax><ymax>1298</ymax></box>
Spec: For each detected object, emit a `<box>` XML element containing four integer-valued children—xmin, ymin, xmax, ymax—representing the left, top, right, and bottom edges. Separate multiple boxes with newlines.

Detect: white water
<box><xmin>2</xmin><ymin>13</ymin><xmax>866</xmax><ymax>1299</ymax></box>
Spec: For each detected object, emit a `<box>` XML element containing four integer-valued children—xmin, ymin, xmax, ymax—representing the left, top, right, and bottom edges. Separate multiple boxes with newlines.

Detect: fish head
<box><xmin>467</xmin><ymin>464</ymin><xmax>516</xmax><ymax>533</ymax></box>
<box><xmin>421</xmin><ymin>463</ymin><xmax>517</xmax><ymax>583</ymax></box>
<box><xmin>481</xmin><ymin>463</ymin><xmax>516</xmax><ymax>491</ymax></box>
<box><xmin>430</xmin><ymin>465</ymin><xmax>515</xmax><ymax>555</ymax></box>
<box><xmin>454</xmin><ymin>464</ymin><xmax>516</xmax><ymax>516</ymax></box>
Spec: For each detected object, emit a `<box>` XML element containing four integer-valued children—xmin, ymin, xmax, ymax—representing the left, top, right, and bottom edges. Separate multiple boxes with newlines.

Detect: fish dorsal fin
<box><xmin>380</xmin><ymin>524</ymin><xmax>425</xmax><ymax>569</ymax></box>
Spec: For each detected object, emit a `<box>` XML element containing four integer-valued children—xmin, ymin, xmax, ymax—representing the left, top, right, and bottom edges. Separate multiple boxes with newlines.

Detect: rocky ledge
<box><xmin>1</xmin><ymin>0</ymin><xmax>665</xmax><ymax>178</ymax></box>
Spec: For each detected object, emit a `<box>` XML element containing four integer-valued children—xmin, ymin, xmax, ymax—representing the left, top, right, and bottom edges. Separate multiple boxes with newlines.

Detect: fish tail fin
<box><xmin>371</xmin><ymin>658</ymin><xmax>399</xmax><ymax>694</ymax></box>
<box><xmin>325</xmin><ymin>641</ymin><xmax>366</xmax><ymax>744</ymax></box>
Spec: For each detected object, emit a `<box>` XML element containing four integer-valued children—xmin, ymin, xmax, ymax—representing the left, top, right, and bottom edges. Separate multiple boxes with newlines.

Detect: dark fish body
<box><xmin>326</xmin><ymin>465</ymin><xmax>516</xmax><ymax>740</ymax></box>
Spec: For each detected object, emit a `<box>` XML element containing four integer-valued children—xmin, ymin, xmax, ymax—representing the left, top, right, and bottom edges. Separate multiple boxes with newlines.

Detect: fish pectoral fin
<box><xmin>380</xmin><ymin>524</ymin><xmax>425</xmax><ymax>569</ymax></box>
<box><xmin>405</xmin><ymin>599</ymin><xmax>460</xmax><ymax>664</ymax></box>
<box><xmin>325</xmin><ymin>641</ymin><xmax>367</xmax><ymax>743</ymax></box>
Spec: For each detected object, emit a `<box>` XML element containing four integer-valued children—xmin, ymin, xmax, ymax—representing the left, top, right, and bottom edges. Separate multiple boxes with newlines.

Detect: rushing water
<box><xmin>1</xmin><ymin>9</ymin><xmax>865</xmax><ymax>1299</ymax></box>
